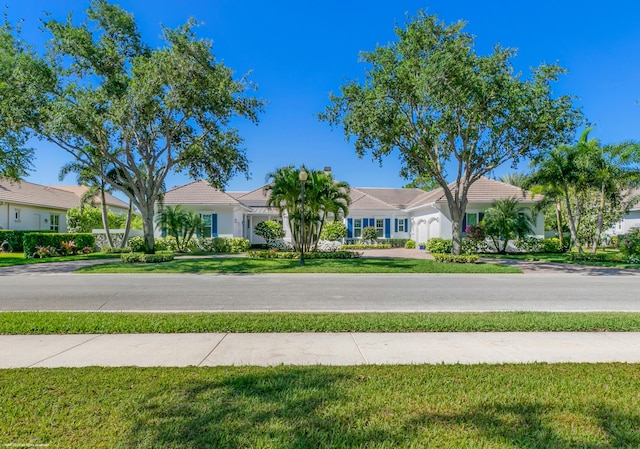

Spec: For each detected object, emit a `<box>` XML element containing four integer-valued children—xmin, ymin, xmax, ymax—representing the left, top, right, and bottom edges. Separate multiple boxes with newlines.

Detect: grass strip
<box><xmin>3</xmin><ymin>311</ymin><xmax>640</xmax><ymax>334</ymax></box>
<box><xmin>75</xmin><ymin>257</ymin><xmax>522</xmax><ymax>273</ymax></box>
<box><xmin>1</xmin><ymin>364</ymin><xmax>639</xmax><ymax>448</ymax></box>
<box><xmin>0</xmin><ymin>252</ymin><xmax>117</xmax><ymax>267</ymax></box>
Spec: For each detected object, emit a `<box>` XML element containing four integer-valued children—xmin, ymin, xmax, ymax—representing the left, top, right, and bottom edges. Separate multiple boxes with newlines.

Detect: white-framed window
<box><xmin>200</xmin><ymin>213</ymin><xmax>212</xmax><ymax>238</ymax></box>
<box><xmin>353</xmin><ymin>219</ymin><xmax>362</xmax><ymax>238</ymax></box>
<box><xmin>398</xmin><ymin>219</ymin><xmax>405</xmax><ymax>232</ymax></box>
<box><xmin>49</xmin><ymin>214</ymin><xmax>59</xmax><ymax>231</ymax></box>
<box><xmin>14</xmin><ymin>209</ymin><xmax>21</xmax><ymax>222</ymax></box>
<box><xmin>466</xmin><ymin>213</ymin><xmax>478</xmax><ymax>226</ymax></box>
<box><xmin>375</xmin><ymin>219</ymin><xmax>384</xmax><ymax>238</ymax></box>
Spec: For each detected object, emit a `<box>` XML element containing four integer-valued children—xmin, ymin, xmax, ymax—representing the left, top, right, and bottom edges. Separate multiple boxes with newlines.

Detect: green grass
<box><xmin>2</xmin><ymin>364</ymin><xmax>639</xmax><ymax>448</ymax></box>
<box><xmin>484</xmin><ymin>249</ymin><xmax>640</xmax><ymax>269</ymax></box>
<box><xmin>0</xmin><ymin>252</ymin><xmax>117</xmax><ymax>267</ymax></box>
<box><xmin>3</xmin><ymin>311</ymin><xmax>640</xmax><ymax>334</ymax></box>
<box><xmin>75</xmin><ymin>256</ymin><xmax>522</xmax><ymax>274</ymax></box>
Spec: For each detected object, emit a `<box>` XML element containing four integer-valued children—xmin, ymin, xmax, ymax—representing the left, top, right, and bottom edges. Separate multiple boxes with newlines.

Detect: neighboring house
<box><xmin>158</xmin><ymin>176</ymin><xmax>545</xmax><ymax>244</ymax></box>
<box><xmin>52</xmin><ymin>185</ymin><xmax>130</xmax><ymax>214</ymax></box>
<box><xmin>0</xmin><ymin>179</ymin><xmax>131</xmax><ymax>233</ymax></box>
<box><xmin>606</xmin><ymin>189</ymin><xmax>640</xmax><ymax>236</ymax></box>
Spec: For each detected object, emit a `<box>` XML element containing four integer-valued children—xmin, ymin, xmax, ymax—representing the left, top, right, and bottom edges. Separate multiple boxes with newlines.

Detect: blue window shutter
<box><xmin>385</xmin><ymin>218</ymin><xmax>391</xmax><ymax>238</ymax></box>
<box><xmin>347</xmin><ymin>218</ymin><xmax>353</xmax><ymax>238</ymax></box>
<box><xmin>404</xmin><ymin>218</ymin><xmax>408</xmax><ymax>232</ymax></box>
<box><xmin>462</xmin><ymin>214</ymin><xmax>467</xmax><ymax>231</ymax></box>
<box><xmin>363</xmin><ymin>218</ymin><xmax>368</xmax><ymax>228</ymax></box>
<box><xmin>212</xmin><ymin>213</ymin><xmax>218</xmax><ymax>237</ymax></box>
<box><xmin>394</xmin><ymin>219</ymin><xmax>398</xmax><ymax>233</ymax></box>
<box><xmin>479</xmin><ymin>212</ymin><xmax>485</xmax><ymax>223</ymax></box>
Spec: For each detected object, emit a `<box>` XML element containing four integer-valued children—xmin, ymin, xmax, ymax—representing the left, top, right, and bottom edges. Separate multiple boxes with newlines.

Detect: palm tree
<box><xmin>499</xmin><ymin>172</ymin><xmax>529</xmax><ymax>188</ymax></box>
<box><xmin>155</xmin><ymin>205</ymin><xmax>203</xmax><ymax>252</ymax></box>
<box><xmin>264</xmin><ymin>166</ymin><xmax>350</xmax><ymax>252</ymax></box>
<box><xmin>482</xmin><ymin>197</ymin><xmax>534</xmax><ymax>254</ymax></box>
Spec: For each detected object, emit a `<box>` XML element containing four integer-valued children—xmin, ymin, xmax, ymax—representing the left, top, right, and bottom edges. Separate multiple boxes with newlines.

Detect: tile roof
<box><xmin>50</xmin><ymin>185</ymin><xmax>130</xmax><ymax>210</ymax></box>
<box><xmin>232</xmin><ymin>185</ymin><xmax>270</xmax><ymax>207</ymax></box>
<box><xmin>355</xmin><ymin>187</ymin><xmax>425</xmax><ymax>209</ymax></box>
<box><xmin>0</xmin><ymin>179</ymin><xmax>81</xmax><ymax>210</ymax></box>
<box><xmin>349</xmin><ymin>188</ymin><xmax>400</xmax><ymax>212</ymax></box>
<box><xmin>162</xmin><ymin>180</ymin><xmax>243</xmax><ymax>206</ymax></box>
<box><xmin>406</xmin><ymin>176</ymin><xmax>544</xmax><ymax>209</ymax></box>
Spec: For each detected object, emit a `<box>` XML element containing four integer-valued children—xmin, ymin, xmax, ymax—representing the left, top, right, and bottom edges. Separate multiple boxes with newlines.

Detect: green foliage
<box><xmin>619</xmin><ymin>227</ymin><xmax>640</xmax><ymax>258</ymax></box>
<box><xmin>120</xmin><ymin>252</ymin><xmax>174</xmax><ymax>263</ymax></box>
<box><xmin>0</xmin><ymin>230</ymin><xmax>52</xmax><ymax>252</ymax></box>
<box><xmin>432</xmin><ymin>253</ymin><xmax>479</xmax><ymax>264</ymax></box>
<box><xmin>254</xmin><ymin>220</ymin><xmax>285</xmax><ymax>242</ymax></box>
<box><xmin>319</xmin><ymin>221</ymin><xmax>348</xmax><ymax>241</ymax></box>
<box><xmin>247</xmin><ymin>250</ymin><xmax>362</xmax><ymax>259</ymax></box>
<box><xmin>321</xmin><ymin>10</ymin><xmax>581</xmax><ymax>254</ymax></box>
<box><xmin>127</xmin><ymin>236</ymin><xmax>144</xmax><ymax>252</ymax></box>
<box><xmin>196</xmin><ymin>237</ymin><xmax>251</xmax><ymax>253</ymax></box>
<box><xmin>23</xmin><ymin>233</ymin><xmax>94</xmax><ymax>258</ymax></box>
<box><xmin>426</xmin><ymin>238</ymin><xmax>452</xmax><ymax>254</ymax></box>
<box><xmin>66</xmin><ymin>206</ymin><xmax>137</xmax><ymax>233</ymax></box>
<box><xmin>156</xmin><ymin>206</ymin><xmax>204</xmax><ymax>252</ymax></box>
<box><xmin>483</xmin><ymin>198</ymin><xmax>534</xmax><ymax>254</ymax></box>
<box><xmin>515</xmin><ymin>237</ymin><xmax>565</xmax><ymax>254</ymax></box>
<box><xmin>265</xmin><ymin>166</ymin><xmax>351</xmax><ymax>252</ymax></box>
<box><xmin>386</xmin><ymin>238</ymin><xmax>410</xmax><ymax>248</ymax></box>
<box><xmin>404</xmin><ymin>240</ymin><xmax>416</xmax><ymax>249</ymax></box>
<box><xmin>340</xmin><ymin>244</ymin><xmax>392</xmax><ymax>250</ymax></box>
<box><xmin>100</xmin><ymin>246</ymin><xmax>131</xmax><ymax>254</ymax></box>
<box><xmin>361</xmin><ymin>226</ymin><xmax>378</xmax><ymax>242</ymax></box>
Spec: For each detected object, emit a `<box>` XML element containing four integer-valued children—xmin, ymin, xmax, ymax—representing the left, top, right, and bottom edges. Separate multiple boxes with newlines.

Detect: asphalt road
<box><xmin>1</xmin><ymin>272</ymin><xmax>638</xmax><ymax>312</ymax></box>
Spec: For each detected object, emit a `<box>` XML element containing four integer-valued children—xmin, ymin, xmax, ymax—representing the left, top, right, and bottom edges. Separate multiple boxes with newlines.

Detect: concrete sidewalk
<box><xmin>3</xmin><ymin>332</ymin><xmax>640</xmax><ymax>368</ymax></box>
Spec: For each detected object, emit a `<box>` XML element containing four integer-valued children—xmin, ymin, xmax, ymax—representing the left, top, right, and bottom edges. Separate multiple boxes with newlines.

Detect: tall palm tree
<box><xmin>264</xmin><ymin>166</ymin><xmax>350</xmax><ymax>252</ymax></box>
<box><xmin>499</xmin><ymin>172</ymin><xmax>529</xmax><ymax>188</ymax></box>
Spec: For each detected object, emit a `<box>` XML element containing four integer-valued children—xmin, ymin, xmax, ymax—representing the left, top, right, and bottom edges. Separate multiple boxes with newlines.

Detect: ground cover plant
<box><xmin>75</xmin><ymin>257</ymin><xmax>521</xmax><ymax>274</ymax></box>
<box><xmin>481</xmin><ymin>250</ymin><xmax>640</xmax><ymax>269</ymax></box>
<box><xmin>0</xmin><ymin>252</ymin><xmax>117</xmax><ymax>268</ymax></box>
<box><xmin>1</xmin><ymin>364</ymin><xmax>639</xmax><ymax>448</ymax></box>
<box><xmin>2</xmin><ymin>311</ymin><xmax>640</xmax><ymax>334</ymax></box>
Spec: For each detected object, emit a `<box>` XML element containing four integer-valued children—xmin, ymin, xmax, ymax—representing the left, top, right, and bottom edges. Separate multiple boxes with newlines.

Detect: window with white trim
<box><xmin>398</xmin><ymin>219</ymin><xmax>405</xmax><ymax>232</ymax></box>
<box><xmin>353</xmin><ymin>219</ymin><xmax>362</xmax><ymax>238</ymax></box>
<box><xmin>375</xmin><ymin>219</ymin><xmax>384</xmax><ymax>238</ymax></box>
<box><xmin>14</xmin><ymin>209</ymin><xmax>21</xmax><ymax>222</ymax></box>
<box><xmin>49</xmin><ymin>214</ymin><xmax>59</xmax><ymax>231</ymax></box>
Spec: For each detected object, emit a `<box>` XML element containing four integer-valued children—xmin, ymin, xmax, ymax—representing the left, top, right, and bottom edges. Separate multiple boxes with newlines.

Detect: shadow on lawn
<box><xmin>120</xmin><ymin>367</ymin><xmax>640</xmax><ymax>449</ymax></box>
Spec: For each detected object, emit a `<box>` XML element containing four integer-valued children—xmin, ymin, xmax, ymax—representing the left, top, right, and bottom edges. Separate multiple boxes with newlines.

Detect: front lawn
<box><xmin>2</xmin><ymin>311</ymin><xmax>640</xmax><ymax>334</ymax></box>
<box><xmin>483</xmin><ymin>249</ymin><xmax>640</xmax><ymax>270</ymax></box>
<box><xmin>2</xmin><ymin>364</ymin><xmax>639</xmax><ymax>448</ymax></box>
<box><xmin>76</xmin><ymin>256</ymin><xmax>521</xmax><ymax>274</ymax></box>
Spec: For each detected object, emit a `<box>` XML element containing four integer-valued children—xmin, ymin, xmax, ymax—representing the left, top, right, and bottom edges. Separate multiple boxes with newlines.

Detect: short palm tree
<box><xmin>155</xmin><ymin>205</ymin><xmax>203</xmax><ymax>252</ymax></box>
<box><xmin>483</xmin><ymin>197</ymin><xmax>534</xmax><ymax>254</ymax></box>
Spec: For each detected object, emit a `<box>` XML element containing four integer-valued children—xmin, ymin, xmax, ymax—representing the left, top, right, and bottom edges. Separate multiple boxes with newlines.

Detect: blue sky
<box><xmin>9</xmin><ymin>0</ymin><xmax>640</xmax><ymax>192</ymax></box>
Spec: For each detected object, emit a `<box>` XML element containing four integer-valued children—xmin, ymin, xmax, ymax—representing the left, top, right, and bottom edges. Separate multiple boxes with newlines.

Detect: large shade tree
<box><xmin>321</xmin><ymin>11</ymin><xmax>581</xmax><ymax>254</ymax></box>
<box><xmin>0</xmin><ymin>0</ymin><xmax>264</xmax><ymax>252</ymax></box>
<box><xmin>264</xmin><ymin>166</ymin><xmax>350</xmax><ymax>252</ymax></box>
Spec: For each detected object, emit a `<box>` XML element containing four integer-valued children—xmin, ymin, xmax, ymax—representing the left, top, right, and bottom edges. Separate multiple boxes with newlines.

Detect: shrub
<box><xmin>128</xmin><ymin>236</ymin><xmax>145</xmax><ymax>252</ymax></box>
<box><xmin>316</xmin><ymin>240</ymin><xmax>342</xmax><ymax>252</ymax></box>
<box><xmin>340</xmin><ymin>244</ymin><xmax>392</xmax><ymax>250</ymax></box>
<box><xmin>386</xmin><ymin>238</ymin><xmax>410</xmax><ymax>248</ymax></box>
<box><xmin>0</xmin><ymin>230</ymin><xmax>55</xmax><ymax>253</ymax></box>
<box><xmin>426</xmin><ymin>238</ymin><xmax>452</xmax><ymax>254</ymax></box>
<box><xmin>619</xmin><ymin>227</ymin><xmax>640</xmax><ymax>258</ymax></box>
<box><xmin>247</xmin><ymin>250</ymin><xmax>362</xmax><ymax>259</ymax></box>
<box><xmin>267</xmin><ymin>239</ymin><xmax>295</xmax><ymax>252</ymax></box>
<box><xmin>541</xmin><ymin>237</ymin><xmax>564</xmax><ymax>253</ymax></box>
<box><xmin>405</xmin><ymin>240</ymin><xmax>416</xmax><ymax>249</ymax></box>
<box><xmin>320</xmin><ymin>221</ymin><xmax>348</xmax><ymax>241</ymax></box>
<box><xmin>254</xmin><ymin>220</ymin><xmax>285</xmax><ymax>242</ymax></box>
<box><xmin>101</xmin><ymin>246</ymin><xmax>131</xmax><ymax>254</ymax></box>
<box><xmin>515</xmin><ymin>236</ymin><xmax>543</xmax><ymax>253</ymax></box>
<box><xmin>362</xmin><ymin>226</ymin><xmax>378</xmax><ymax>242</ymax></box>
<box><xmin>432</xmin><ymin>253</ymin><xmax>479</xmax><ymax>263</ymax></box>
<box><xmin>121</xmin><ymin>252</ymin><xmax>174</xmax><ymax>263</ymax></box>
<box><xmin>24</xmin><ymin>233</ymin><xmax>94</xmax><ymax>258</ymax></box>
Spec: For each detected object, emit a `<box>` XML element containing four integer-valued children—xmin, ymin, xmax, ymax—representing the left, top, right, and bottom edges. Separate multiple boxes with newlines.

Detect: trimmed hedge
<box><xmin>247</xmin><ymin>250</ymin><xmax>362</xmax><ymax>259</ymax></box>
<box><xmin>432</xmin><ymin>253</ymin><xmax>479</xmax><ymax>264</ymax></box>
<box><xmin>340</xmin><ymin>244</ymin><xmax>392</xmax><ymax>250</ymax></box>
<box><xmin>0</xmin><ymin>230</ymin><xmax>55</xmax><ymax>253</ymax></box>
<box><xmin>120</xmin><ymin>252</ymin><xmax>175</xmax><ymax>263</ymax></box>
<box><xmin>23</xmin><ymin>233</ymin><xmax>95</xmax><ymax>258</ymax></box>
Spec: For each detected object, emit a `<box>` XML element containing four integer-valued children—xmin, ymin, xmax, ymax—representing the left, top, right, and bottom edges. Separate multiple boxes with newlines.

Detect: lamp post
<box><xmin>299</xmin><ymin>168</ymin><xmax>308</xmax><ymax>266</ymax></box>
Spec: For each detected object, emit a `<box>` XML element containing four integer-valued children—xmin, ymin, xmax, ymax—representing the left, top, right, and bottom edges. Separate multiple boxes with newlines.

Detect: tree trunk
<box><xmin>119</xmin><ymin>200</ymin><xmax>133</xmax><ymax>249</ymax></box>
<box><xmin>555</xmin><ymin>201</ymin><xmax>564</xmax><ymax>249</ymax></box>
<box><xmin>592</xmin><ymin>183</ymin><xmax>606</xmax><ymax>253</ymax></box>
<box><xmin>100</xmin><ymin>188</ymin><xmax>114</xmax><ymax>248</ymax></box>
<box><xmin>140</xmin><ymin>201</ymin><xmax>156</xmax><ymax>254</ymax></box>
<box><xmin>450</xmin><ymin>206</ymin><xmax>464</xmax><ymax>256</ymax></box>
<box><xmin>563</xmin><ymin>186</ymin><xmax>583</xmax><ymax>254</ymax></box>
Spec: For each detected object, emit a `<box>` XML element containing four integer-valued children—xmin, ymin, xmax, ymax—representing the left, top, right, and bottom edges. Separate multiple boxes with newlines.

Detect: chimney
<box><xmin>323</xmin><ymin>166</ymin><xmax>331</xmax><ymax>174</ymax></box>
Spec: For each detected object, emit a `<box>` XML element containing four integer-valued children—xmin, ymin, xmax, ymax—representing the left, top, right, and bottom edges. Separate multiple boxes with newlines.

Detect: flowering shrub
<box><xmin>33</xmin><ymin>246</ymin><xmax>51</xmax><ymax>258</ymax></box>
<box><xmin>60</xmin><ymin>240</ymin><xmax>78</xmax><ymax>256</ymax></box>
<box><xmin>267</xmin><ymin>239</ymin><xmax>294</xmax><ymax>252</ymax></box>
<box><xmin>464</xmin><ymin>224</ymin><xmax>488</xmax><ymax>253</ymax></box>
<box><xmin>316</xmin><ymin>240</ymin><xmax>342</xmax><ymax>252</ymax></box>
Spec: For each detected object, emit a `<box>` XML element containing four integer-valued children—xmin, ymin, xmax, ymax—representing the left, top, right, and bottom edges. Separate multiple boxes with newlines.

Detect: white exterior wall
<box><xmin>607</xmin><ymin>210</ymin><xmax>640</xmax><ymax>236</ymax></box>
<box><xmin>0</xmin><ymin>203</ymin><xmax>67</xmax><ymax>232</ymax></box>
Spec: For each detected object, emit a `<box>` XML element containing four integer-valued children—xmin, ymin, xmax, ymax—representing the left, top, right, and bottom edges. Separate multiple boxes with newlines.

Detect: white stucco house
<box><xmin>157</xmin><ymin>176</ymin><xmax>545</xmax><ymax>244</ymax></box>
<box><xmin>0</xmin><ymin>179</ymin><xmax>129</xmax><ymax>233</ymax></box>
